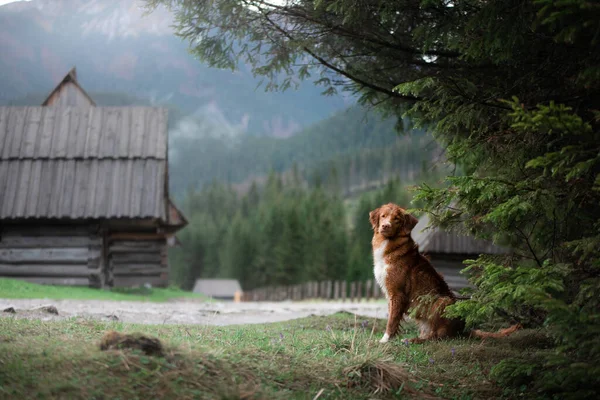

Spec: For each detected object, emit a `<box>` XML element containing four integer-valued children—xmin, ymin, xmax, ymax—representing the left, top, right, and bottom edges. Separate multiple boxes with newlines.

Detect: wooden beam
<box><xmin>0</xmin><ymin>248</ymin><xmax>99</xmax><ymax>264</ymax></box>
<box><xmin>108</xmin><ymin>233</ymin><xmax>167</xmax><ymax>241</ymax></box>
<box><xmin>110</xmin><ymin>253</ymin><xmax>162</xmax><ymax>264</ymax></box>
<box><xmin>0</xmin><ymin>264</ymin><xmax>92</xmax><ymax>277</ymax></box>
<box><xmin>8</xmin><ymin>276</ymin><xmax>89</xmax><ymax>286</ymax></box>
<box><xmin>0</xmin><ymin>236</ymin><xmax>99</xmax><ymax>248</ymax></box>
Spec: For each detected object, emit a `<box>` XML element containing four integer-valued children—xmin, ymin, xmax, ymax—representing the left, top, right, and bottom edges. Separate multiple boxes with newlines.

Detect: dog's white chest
<box><xmin>373</xmin><ymin>240</ymin><xmax>389</xmax><ymax>298</ymax></box>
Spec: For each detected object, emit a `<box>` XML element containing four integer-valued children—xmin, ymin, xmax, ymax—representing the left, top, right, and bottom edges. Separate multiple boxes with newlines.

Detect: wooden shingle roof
<box><xmin>412</xmin><ymin>213</ymin><xmax>508</xmax><ymax>255</ymax></box>
<box><xmin>193</xmin><ymin>279</ymin><xmax>242</xmax><ymax>297</ymax></box>
<box><xmin>0</xmin><ymin>106</ymin><xmax>169</xmax><ymax>220</ymax></box>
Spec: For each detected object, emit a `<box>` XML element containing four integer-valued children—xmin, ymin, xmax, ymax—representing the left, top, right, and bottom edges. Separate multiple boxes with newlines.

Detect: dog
<box><xmin>370</xmin><ymin>203</ymin><xmax>521</xmax><ymax>344</ymax></box>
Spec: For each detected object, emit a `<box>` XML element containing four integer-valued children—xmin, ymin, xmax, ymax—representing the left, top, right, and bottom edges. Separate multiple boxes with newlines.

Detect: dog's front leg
<box><xmin>380</xmin><ymin>294</ymin><xmax>408</xmax><ymax>343</ymax></box>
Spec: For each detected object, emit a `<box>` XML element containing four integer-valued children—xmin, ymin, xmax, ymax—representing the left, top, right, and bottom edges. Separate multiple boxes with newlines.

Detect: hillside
<box><xmin>168</xmin><ymin>106</ymin><xmax>436</xmax><ymax>196</ymax></box>
<box><xmin>0</xmin><ymin>0</ymin><xmax>349</xmax><ymax>137</ymax></box>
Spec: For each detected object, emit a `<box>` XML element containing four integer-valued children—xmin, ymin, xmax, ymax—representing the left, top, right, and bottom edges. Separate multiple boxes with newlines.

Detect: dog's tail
<box><xmin>469</xmin><ymin>323</ymin><xmax>522</xmax><ymax>339</ymax></box>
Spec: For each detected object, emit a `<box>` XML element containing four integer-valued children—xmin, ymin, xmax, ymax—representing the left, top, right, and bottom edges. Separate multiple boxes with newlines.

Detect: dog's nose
<box><xmin>381</xmin><ymin>223</ymin><xmax>391</xmax><ymax>229</ymax></box>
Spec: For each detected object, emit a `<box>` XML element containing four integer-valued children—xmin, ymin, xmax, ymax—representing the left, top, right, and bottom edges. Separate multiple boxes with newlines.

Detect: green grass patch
<box><xmin>0</xmin><ymin>278</ymin><xmax>208</xmax><ymax>302</ymax></box>
<box><xmin>0</xmin><ymin>312</ymin><xmax>554</xmax><ymax>399</ymax></box>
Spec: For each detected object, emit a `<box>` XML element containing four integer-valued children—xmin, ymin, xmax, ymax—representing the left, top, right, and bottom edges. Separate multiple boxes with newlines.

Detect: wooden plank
<box><xmin>155</xmin><ymin>163</ymin><xmax>166</xmax><ymax>218</ymax></box>
<box><xmin>0</xmin><ymin>264</ymin><xmax>91</xmax><ymax>277</ymax></box>
<box><xmin>341</xmin><ymin>281</ymin><xmax>347</xmax><ymax>303</ymax></box>
<box><xmin>142</xmin><ymin>160</ymin><xmax>156</xmax><ymax>217</ymax></box>
<box><xmin>2</xmin><ymin>225</ymin><xmax>93</xmax><ymax>237</ymax></box>
<box><xmin>0</xmin><ymin>107</ymin><xmax>9</xmax><ymax>154</ymax></box>
<box><xmin>52</xmin><ymin>108</ymin><xmax>71</xmax><ymax>158</ymax></box>
<box><xmin>72</xmin><ymin>159</ymin><xmax>91</xmax><ymax>218</ymax></box>
<box><xmin>365</xmin><ymin>280</ymin><xmax>372</xmax><ymax>301</ymax></box>
<box><xmin>36</xmin><ymin>107</ymin><xmax>55</xmax><ymax>158</ymax></box>
<box><xmin>84</xmin><ymin>107</ymin><xmax>102</xmax><ymax>158</ymax></box>
<box><xmin>58</xmin><ymin>160</ymin><xmax>76</xmax><ymax>217</ymax></box>
<box><xmin>100</xmin><ymin>108</ymin><xmax>118</xmax><ymax>158</ymax></box>
<box><xmin>74</xmin><ymin>103</ymin><xmax>91</xmax><ymax>157</ymax></box>
<box><xmin>334</xmin><ymin>281</ymin><xmax>340</xmax><ymax>300</ymax></box>
<box><xmin>116</xmin><ymin>108</ymin><xmax>131</xmax><ymax>158</ymax></box>
<box><xmin>7</xmin><ymin>107</ymin><xmax>26</xmax><ymax>158</ymax></box>
<box><xmin>34</xmin><ymin>160</ymin><xmax>53</xmax><ymax>216</ymax></box>
<box><xmin>93</xmin><ymin>161</ymin><xmax>109</xmax><ymax>217</ymax></box>
<box><xmin>84</xmin><ymin>160</ymin><xmax>99</xmax><ymax>216</ymax></box>
<box><xmin>10</xmin><ymin>276</ymin><xmax>89</xmax><ymax>286</ymax></box>
<box><xmin>111</xmin><ymin>253</ymin><xmax>162</xmax><ymax>264</ymax></box>
<box><xmin>1</xmin><ymin>161</ymin><xmax>20</xmax><ymax>217</ymax></box>
<box><xmin>109</xmin><ymin>240</ymin><xmax>163</xmax><ymax>251</ymax></box>
<box><xmin>2</xmin><ymin>107</ymin><xmax>16</xmax><ymax>158</ymax></box>
<box><xmin>24</xmin><ymin>160</ymin><xmax>42</xmax><ymax>217</ymax></box>
<box><xmin>155</xmin><ymin>108</ymin><xmax>168</xmax><ymax>159</ymax></box>
<box><xmin>12</xmin><ymin>160</ymin><xmax>31</xmax><ymax>217</ymax></box>
<box><xmin>144</xmin><ymin>108</ymin><xmax>158</xmax><ymax>157</ymax></box>
<box><xmin>21</xmin><ymin>106</ymin><xmax>42</xmax><ymax>158</ymax></box>
<box><xmin>0</xmin><ymin>161</ymin><xmax>9</xmax><ymax>206</ymax></box>
<box><xmin>130</xmin><ymin>161</ymin><xmax>144</xmax><ymax>217</ymax></box>
<box><xmin>47</xmin><ymin>160</ymin><xmax>65</xmax><ymax>217</ymax></box>
<box><xmin>108</xmin><ymin>233</ymin><xmax>167</xmax><ymax>241</ymax></box>
<box><xmin>112</xmin><ymin>262</ymin><xmax>163</xmax><ymax>271</ymax></box>
<box><xmin>0</xmin><ymin>235</ymin><xmax>97</xmax><ymax>248</ymax></box>
<box><xmin>0</xmin><ymin>248</ymin><xmax>97</xmax><ymax>264</ymax></box>
<box><xmin>65</xmin><ymin>107</ymin><xmax>82</xmax><ymax>157</ymax></box>
<box><xmin>130</xmin><ymin>107</ymin><xmax>146</xmax><ymax>157</ymax></box>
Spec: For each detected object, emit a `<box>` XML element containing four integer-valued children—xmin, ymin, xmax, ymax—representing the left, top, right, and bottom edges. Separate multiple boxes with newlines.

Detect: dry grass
<box><xmin>0</xmin><ymin>312</ymin><xmax>556</xmax><ymax>399</ymax></box>
<box><xmin>344</xmin><ymin>357</ymin><xmax>424</xmax><ymax>395</ymax></box>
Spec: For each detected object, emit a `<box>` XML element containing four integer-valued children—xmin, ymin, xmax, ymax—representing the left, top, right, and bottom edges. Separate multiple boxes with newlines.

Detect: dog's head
<box><xmin>369</xmin><ymin>203</ymin><xmax>418</xmax><ymax>238</ymax></box>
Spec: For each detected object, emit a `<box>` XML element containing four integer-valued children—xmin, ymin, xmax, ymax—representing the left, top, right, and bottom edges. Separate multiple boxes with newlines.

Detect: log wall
<box><xmin>0</xmin><ymin>225</ymin><xmax>103</xmax><ymax>287</ymax></box>
<box><xmin>107</xmin><ymin>238</ymin><xmax>168</xmax><ymax>288</ymax></box>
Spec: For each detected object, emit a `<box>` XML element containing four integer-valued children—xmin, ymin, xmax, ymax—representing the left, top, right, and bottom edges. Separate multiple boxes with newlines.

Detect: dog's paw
<box><xmin>379</xmin><ymin>333</ymin><xmax>390</xmax><ymax>344</ymax></box>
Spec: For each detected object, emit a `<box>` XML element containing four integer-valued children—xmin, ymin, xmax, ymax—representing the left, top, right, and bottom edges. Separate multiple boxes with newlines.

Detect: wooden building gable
<box><xmin>41</xmin><ymin>67</ymin><xmax>96</xmax><ymax>108</ymax></box>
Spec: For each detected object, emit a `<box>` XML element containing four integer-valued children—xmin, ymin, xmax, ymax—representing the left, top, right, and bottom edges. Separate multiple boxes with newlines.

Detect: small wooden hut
<box><xmin>0</xmin><ymin>68</ymin><xmax>187</xmax><ymax>288</ymax></box>
<box><xmin>412</xmin><ymin>214</ymin><xmax>509</xmax><ymax>291</ymax></box>
<box><xmin>193</xmin><ymin>279</ymin><xmax>242</xmax><ymax>301</ymax></box>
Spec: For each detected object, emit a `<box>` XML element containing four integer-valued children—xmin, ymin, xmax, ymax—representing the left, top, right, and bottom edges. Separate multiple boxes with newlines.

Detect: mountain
<box><xmin>0</xmin><ymin>0</ymin><xmax>350</xmax><ymax>137</ymax></box>
<box><xmin>168</xmin><ymin>105</ymin><xmax>437</xmax><ymax>197</ymax></box>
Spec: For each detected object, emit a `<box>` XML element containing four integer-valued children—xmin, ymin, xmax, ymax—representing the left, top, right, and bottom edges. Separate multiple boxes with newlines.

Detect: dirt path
<box><xmin>0</xmin><ymin>298</ymin><xmax>388</xmax><ymax>326</ymax></box>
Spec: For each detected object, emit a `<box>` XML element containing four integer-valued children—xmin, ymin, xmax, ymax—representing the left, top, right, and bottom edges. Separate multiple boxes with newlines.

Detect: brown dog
<box><xmin>370</xmin><ymin>203</ymin><xmax>521</xmax><ymax>344</ymax></box>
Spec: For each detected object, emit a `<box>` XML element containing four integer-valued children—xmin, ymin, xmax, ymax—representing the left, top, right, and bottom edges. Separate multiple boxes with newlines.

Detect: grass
<box><xmin>0</xmin><ymin>312</ymin><xmax>554</xmax><ymax>399</ymax></box>
<box><xmin>0</xmin><ymin>278</ymin><xmax>208</xmax><ymax>302</ymax></box>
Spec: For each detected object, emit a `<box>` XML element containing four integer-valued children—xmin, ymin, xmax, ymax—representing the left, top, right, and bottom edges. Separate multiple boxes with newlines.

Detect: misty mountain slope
<box><xmin>168</xmin><ymin>106</ymin><xmax>435</xmax><ymax>196</ymax></box>
<box><xmin>0</xmin><ymin>0</ymin><xmax>350</xmax><ymax>137</ymax></box>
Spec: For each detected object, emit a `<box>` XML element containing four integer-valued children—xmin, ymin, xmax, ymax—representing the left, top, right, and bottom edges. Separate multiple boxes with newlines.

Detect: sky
<box><xmin>0</xmin><ymin>0</ymin><xmax>31</xmax><ymax>6</ymax></box>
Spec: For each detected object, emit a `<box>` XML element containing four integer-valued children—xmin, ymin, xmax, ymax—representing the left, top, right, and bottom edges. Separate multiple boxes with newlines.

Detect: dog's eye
<box><xmin>381</xmin><ymin>214</ymin><xmax>386</xmax><ymax>218</ymax></box>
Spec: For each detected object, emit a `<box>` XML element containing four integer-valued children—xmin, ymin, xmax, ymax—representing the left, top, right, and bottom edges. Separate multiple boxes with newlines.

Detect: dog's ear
<box><xmin>369</xmin><ymin>208</ymin><xmax>381</xmax><ymax>231</ymax></box>
<box><xmin>403</xmin><ymin>212</ymin><xmax>419</xmax><ymax>234</ymax></box>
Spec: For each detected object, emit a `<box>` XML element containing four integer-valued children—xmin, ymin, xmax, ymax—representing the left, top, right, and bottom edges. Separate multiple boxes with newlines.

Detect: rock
<box><xmin>33</xmin><ymin>305</ymin><xmax>59</xmax><ymax>315</ymax></box>
<box><xmin>105</xmin><ymin>314</ymin><xmax>119</xmax><ymax>321</ymax></box>
<box><xmin>3</xmin><ymin>307</ymin><xmax>16</xmax><ymax>314</ymax></box>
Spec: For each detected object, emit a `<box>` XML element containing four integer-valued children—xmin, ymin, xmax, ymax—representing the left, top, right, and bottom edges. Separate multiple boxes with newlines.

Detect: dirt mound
<box><xmin>99</xmin><ymin>330</ymin><xmax>164</xmax><ymax>356</ymax></box>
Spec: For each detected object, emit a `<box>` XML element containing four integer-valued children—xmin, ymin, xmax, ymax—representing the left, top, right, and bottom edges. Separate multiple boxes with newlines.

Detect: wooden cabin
<box><xmin>0</xmin><ymin>68</ymin><xmax>187</xmax><ymax>288</ymax></box>
<box><xmin>193</xmin><ymin>279</ymin><xmax>242</xmax><ymax>301</ymax></box>
<box><xmin>412</xmin><ymin>213</ymin><xmax>509</xmax><ymax>291</ymax></box>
